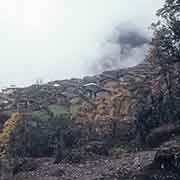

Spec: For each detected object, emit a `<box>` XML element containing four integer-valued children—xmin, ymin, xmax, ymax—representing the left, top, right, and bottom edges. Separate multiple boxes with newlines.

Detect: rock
<box><xmin>64</xmin><ymin>149</ymin><xmax>84</xmax><ymax>163</ymax></box>
<box><xmin>146</xmin><ymin>123</ymin><xmax>180</xmax><ymax>147</ymax></box>
<box><xmin>84</xmin><ymin>141</ymin><xmax>109</xmax><ymax>156</ymax></box>
<box><xmin>49</xmin><ymin>168</ymin><xmax>65</xmax><ymax>177</ymax></box>
<box><xmin>12</xmin><ymin>158</ymin><xmax>39</xmax><ymax>175</ymax></box>
<box><xmin>0</xmin><ymin>159</ymin><xmax>13</xmax><ymax>180</ymax></box>
<box><xmin>153</xmin><ymin>148</ymin><xmax>177</xmax><ymax>170</ymax></box>
<box><xmin>131</xmin><ymin>147</ymin><xmax>180</xmax><ymax>180</ymax></box>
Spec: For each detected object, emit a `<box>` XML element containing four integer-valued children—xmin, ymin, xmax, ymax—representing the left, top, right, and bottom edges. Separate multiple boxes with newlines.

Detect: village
<box><xmin>0</xmin><ymin>61</ymin><xmax>160</xmax><ymax>117</ymax></box>
<box><xmin>0</xmin><ymin>71</ymin><xmax>122</xmax><ymax>114</ymax></box>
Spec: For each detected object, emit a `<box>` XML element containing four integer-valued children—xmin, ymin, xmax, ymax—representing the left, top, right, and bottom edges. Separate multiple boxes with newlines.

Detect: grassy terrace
<box><xmin>30</xmin><ymin>103</ymin><xmax>80</xmax><ymax>121</ymax></box>
<box><xmin>48</xmin><ymin>104</ymin><xmax>69</xmax><ymax>116</ymax></box>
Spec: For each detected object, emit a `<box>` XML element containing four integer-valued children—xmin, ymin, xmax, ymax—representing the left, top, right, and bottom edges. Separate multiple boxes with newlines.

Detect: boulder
<box><xmin>131</xmin><ymin>146</ymin><xmax>180</xmax><ymax>180</ymax></box>
<box><xmin>12</xmin><ymin>158</ymin><xmax>39</xmax><ymax>175</ymax></box>
<box><xmin>146</xmin><ymin>124</ymin><xmax>180</xmax><ymax>147</ymax></box>
<box><xmin>84</xmin><ymin>141</ymin><xmax>109</xmax><ymax>156</ymax></box>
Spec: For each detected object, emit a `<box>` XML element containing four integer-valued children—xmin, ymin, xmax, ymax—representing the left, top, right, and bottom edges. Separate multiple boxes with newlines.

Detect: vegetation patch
<box><xmin>31</xmin><ymin>111</ymin><xmax>50</xmax><ymax>121</ymax></box>
<box><xmin>6</xmin><ymin>112</ymin><xmax>77</xmax><ymax>158</ymax></box>
<box><xmin>0</xmin><ymin>113</ymin><xmax>23</xmax><ymax>156</ymax></box>
<box><xmin>48</xmin><ymin>104</ymin><xmax>69</xmax><ymax>116</ymax></box>
<box><xmin>70</xmin><ymin>104</ymin><xmax>80</xmax><ymax>117</ymax></box>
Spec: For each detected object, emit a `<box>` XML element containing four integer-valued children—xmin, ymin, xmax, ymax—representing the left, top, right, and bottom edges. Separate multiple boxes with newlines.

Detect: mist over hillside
<box><xmin>0</xmin><ymin>0</ymin><xmax>163</xmax><ymax>88</ymax></box>
<box><xmin>89</xmin><ymin>24</ymin><xmax>151</xmax><ymax>73</ymax></box>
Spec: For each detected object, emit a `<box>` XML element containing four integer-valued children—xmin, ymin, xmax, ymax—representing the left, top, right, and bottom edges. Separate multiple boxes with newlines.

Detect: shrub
<box><xmin>7</xmin><ymin>113</ymin><xmax>74</xmax><ymax>158</ymax></box>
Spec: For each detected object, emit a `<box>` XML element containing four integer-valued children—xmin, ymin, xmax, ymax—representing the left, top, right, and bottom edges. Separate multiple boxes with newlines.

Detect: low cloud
<box><xmin>90</xmin><ymin>23</ymin><xmax>151</xmax><ymax>73</ymax></box>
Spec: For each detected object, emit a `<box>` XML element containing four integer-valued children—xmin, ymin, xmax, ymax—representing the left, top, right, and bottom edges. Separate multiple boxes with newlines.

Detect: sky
<box><xmin>0</xmin><ymin>0</ymin><xmax>164</xmax><ymax>87</ymax></box>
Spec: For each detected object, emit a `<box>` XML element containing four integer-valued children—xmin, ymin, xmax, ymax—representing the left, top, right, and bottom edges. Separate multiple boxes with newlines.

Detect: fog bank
<box><xmin>0</xmin><ymin>0</ymin><xmax>163</xmax><ymax>87</ymax></box>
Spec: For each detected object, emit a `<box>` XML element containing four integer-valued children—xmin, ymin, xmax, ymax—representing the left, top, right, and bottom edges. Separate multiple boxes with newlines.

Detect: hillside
<box><xmin>0</xmin><ymin>58</ymin><xmax>179</xmax><ymax>179</ymax></box>
<box><xmin>0</xmin><ymin>1</ymin><xmax>180</xmax><ymax>177</ymax></box>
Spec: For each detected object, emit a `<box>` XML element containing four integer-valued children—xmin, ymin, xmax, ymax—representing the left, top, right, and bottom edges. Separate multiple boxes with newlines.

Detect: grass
<box><xmin>31</xmin><ymin>104</ymin><xmax>71</xmax><ymax>121</ymax></box>
<box><xmin>31</xmin><ymin>111</ymin><xmax>50</xmax><ymax>121</ymax></box>
<box><xmin>48</xmin><ymin>104</ymin><xmax>69</xmax><ymax>116</ymax></box>
<box><xmin>31</xmin><ymin>103</ymin><xmax>79</xmax><ymax>122</ymax></box>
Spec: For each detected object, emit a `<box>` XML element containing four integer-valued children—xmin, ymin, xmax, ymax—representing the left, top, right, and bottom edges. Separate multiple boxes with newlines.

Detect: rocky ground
<box><xmin>13</xmin><ymin>151</ymin><xmax>156</xmax><ymax>180</ymax></box>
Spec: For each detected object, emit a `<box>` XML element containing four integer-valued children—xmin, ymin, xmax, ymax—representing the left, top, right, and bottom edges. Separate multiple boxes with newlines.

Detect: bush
<box><xmin>7</xmin><ymin>113</ymin><xmax>74</xmax><ymax>158</ymax></box>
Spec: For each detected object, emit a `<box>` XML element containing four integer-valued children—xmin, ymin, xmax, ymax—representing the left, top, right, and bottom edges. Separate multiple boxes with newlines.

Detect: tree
<box><xmin>152</xmin><ymin>0</ymin><xmax>180</xmax><ymax>64</ymax></box>
<box><xmin>151</xmin><ymin>0</ymin><xmax>180</xmax><ymax>122</ymax></box>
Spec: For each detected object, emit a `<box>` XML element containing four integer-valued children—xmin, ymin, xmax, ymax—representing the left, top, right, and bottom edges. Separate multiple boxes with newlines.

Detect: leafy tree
<box><xmin>152</xmin><ymin>0</ymin><xmax>180</xmax><ymax>64</ymax></box>
<box><xmin>150</xmin><ymin>0</ymin><xmax>180</xmax><ymax>121</ymax></box>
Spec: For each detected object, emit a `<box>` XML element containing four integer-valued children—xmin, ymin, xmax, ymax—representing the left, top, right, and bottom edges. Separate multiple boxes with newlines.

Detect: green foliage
<box><xmin>31</xmin><ymin>111</ymin><xmax>50</xmax><ymax>121</ymax></box>
<box><xmin>7</xmin><ymin>113</ymin><xmax>74</xmax><ymax>158</ymax></box>
<box><xmin>148</xmin><ymin>0</ymin><xmax>180</xmax><ymax>129</ymax></box>
<box><xmin>152</xmin><ymin>0</ymin><xmax>180</xmax><ymax>64</ymax></box>
<box><xmin>48</xmin><ymin>104</ymin><xmax>69</xmax><ymax>116</ymax></box>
